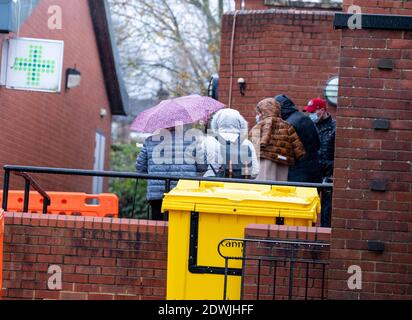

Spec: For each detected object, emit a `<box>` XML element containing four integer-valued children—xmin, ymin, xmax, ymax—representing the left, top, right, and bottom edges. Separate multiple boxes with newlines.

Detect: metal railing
<box><xmin>12</xmin><ymin>171</ymin><xmax>51</xmax><ymax>214</ymax></box>
<box><xmin>2</xmin><ymin>165</ymin><xmax>333</xmax><ymax>216</ymax></box>
<box><xmin>218</xmin><ymin>238</ymin><xmax>330</xmax><ymax>301</ymax></box>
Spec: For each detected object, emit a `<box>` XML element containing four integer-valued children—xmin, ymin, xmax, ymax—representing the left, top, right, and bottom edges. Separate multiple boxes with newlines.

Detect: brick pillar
<box><xmin>329</xmin><ymin>2</ymin><xmax>412</xmax><ymax>299</ymax></box>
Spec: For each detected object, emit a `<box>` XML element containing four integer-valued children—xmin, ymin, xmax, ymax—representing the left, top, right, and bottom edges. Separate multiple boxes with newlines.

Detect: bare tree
<box><xmin>109</xmin><ymin>0</ymin><xmax>233</xmax><ymax>99</ymax></box>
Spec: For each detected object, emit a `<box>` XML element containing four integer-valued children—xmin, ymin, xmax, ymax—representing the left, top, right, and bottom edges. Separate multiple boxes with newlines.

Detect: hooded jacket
<box><xmin>316</xmin><ymin>115</ymin><xmax>336</xmax><ymax>178</ymax></box>
<box><xmin>210</xmin><ymin>108</ymin><xmax>260</xmax><ymax>178</ymax></box>
<box><xmin>136</xmin><ymin>127</ymin><xmax>197</xmax><ymax>201</ymax></box>
<box><xmin>250</xmin><ymin>98</ymin><xmax>306</xmax><ymax>166</ymax></box>
<box><xmin>275</xmin><ymin>94</ymin><xmax>320</xmax><ymax>154</ymax></box>
<box><xmin>275</xmin><ymin>94</ymin><xmax>322</xmax><ymax>182</ymax></box>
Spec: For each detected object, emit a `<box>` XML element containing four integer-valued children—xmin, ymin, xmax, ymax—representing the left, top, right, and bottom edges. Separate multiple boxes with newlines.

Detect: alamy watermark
<box><xmin>347</xmin><ymin>5</ymin><xmax>362</xmax><ymax>30</ymax></box>
<box><xmin>44</xmin><ymin>262</ymin><xmax>361</xmax><ymax>292</ymax></box>
<box><xmin>47</xmin><ymin>265</ymin><xmax>62</xmax><ymax>291</ymax></box>
<box><xmin>149</xmin><ymin>126</ymin><xmax>258</xmax><ymax>169</ymax></box>
<box><xmin>48</xmin><ymin>5</ymin><xmax>62</xmax><ymax>30</ymax></box>
<box><xmin>347</xmin><ymin>265</ymin><xmax>362</xmax><ymax>290</ymax></box>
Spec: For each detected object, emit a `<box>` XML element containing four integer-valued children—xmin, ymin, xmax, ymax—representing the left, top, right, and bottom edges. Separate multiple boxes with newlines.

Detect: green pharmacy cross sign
<box><xmin>11</xmin><ymin>45</ymin><xmax>56</xmax><ymax>86</ymax></box>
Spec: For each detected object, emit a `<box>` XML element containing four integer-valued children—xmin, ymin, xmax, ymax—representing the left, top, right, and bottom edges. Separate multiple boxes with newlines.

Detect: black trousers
<box><xmin>148</xmin><ymin>200</ymin><xmax>164</xmax><ymax>221</ymax></box>
<box><xmin>320</xmin><ymin>190</ymin><xmax>333</xmax><ymax>228</ymax></box>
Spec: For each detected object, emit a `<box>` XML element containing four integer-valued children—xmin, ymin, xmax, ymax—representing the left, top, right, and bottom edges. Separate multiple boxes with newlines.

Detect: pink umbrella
<box><xmin>130</xmin><ymin>95</ymin><xmax>226</xmax><ymax>133</ymax></box>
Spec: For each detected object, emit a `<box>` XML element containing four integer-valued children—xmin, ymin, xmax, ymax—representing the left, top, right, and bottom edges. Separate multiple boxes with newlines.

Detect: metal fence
<box><xmin>2</xmin><ymin>165</ymin><xmax>333</xmax><ymax>219</ymax></box>
<box><xmin>218</xmin><ymin>238</ymin><xmax>330</xmax><ymax>300</ymax></box>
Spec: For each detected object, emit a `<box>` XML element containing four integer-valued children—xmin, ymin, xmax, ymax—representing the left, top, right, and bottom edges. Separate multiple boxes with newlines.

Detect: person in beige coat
<box><xmin>250</xmin><ymin>98</ymin><xmax>306</xmax><ymax>181</ymax></box>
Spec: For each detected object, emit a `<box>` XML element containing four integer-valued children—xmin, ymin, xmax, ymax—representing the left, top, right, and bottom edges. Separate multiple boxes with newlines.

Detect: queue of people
<box><xmin>136</xmin><ymin>94</ymin><xmax>336</xmax><ymax>227</ymax></box>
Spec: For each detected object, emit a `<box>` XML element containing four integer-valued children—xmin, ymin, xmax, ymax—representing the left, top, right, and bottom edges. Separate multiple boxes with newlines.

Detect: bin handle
<box><xmin>271</xmin><ymin>185</ymin><xmax>296</xmax><ymax>193</ymax></box>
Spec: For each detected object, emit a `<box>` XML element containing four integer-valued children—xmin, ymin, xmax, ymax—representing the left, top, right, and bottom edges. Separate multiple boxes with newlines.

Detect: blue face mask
<box><xmin>309</xmin><ymin>113</ymin><xmax>319</xmax><ymax>123</ymax></box>
<box><xmin>256</xmin><ymin>115</ymin><xmax>260</xmax><ymax>124</ymax></box>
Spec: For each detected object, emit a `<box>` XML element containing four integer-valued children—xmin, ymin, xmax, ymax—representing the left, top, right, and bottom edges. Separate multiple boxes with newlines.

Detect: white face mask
<box><xmin>256</xmin><ymin>115</ymin><xmax>260</xmax><ymax>124</ymax></box>
<box><xmin>309</xmin><ymin>113</ymin><xmax>320</xmax><ymax>123</ymax></box>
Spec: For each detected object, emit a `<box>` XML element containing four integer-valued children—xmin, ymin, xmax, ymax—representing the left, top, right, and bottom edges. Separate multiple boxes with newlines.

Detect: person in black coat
<box><xmin>274</xmin><ymin>94</ymin><xmax>322</xmax><ymax>183</ymax></box>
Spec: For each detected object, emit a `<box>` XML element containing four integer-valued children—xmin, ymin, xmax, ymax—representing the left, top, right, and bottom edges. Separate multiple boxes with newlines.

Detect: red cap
<box><xmin>304</xmin><ymin>98</ymin><xmax>327</xmax><ymax>113</ymax></box>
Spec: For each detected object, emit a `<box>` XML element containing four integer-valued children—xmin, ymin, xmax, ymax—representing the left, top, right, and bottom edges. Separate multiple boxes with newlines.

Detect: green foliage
<box><xmin>109</xmin><ymin>143</ymin><xmax>149</xmax><ymax>219</ymax></box>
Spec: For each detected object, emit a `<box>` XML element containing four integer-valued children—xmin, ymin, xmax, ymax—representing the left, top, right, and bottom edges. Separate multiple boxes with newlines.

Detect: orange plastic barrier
<box><xmin>0</xmin><ymin>210</ymin><xmax>4</xmax><ymax>294</ymax></box>
<box><xmin>0</xmin><ymin>191</ymin><xmax>119</xmax><ymax>218</ymax></box>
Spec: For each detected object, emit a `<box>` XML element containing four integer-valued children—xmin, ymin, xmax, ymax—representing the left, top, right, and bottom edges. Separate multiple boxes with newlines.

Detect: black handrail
<box><xmin>217</xmin><ymin>237</ymin><xmax>330</xmax><ymax>261</ymax></box>
<box><xmin>14</xmin><ymin>172</ymin><xmax>51</xmax><ymax>214</ymax></box>
<box><xmin>2</xmin><ymin>165</ymin><xmax>333</xmax><ymax>213</ymax></box>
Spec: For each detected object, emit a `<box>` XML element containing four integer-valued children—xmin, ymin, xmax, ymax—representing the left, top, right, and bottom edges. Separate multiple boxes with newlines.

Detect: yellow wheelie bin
<box><xmin>162</xmin><ymin>180</ymin><xmax>321</xmax><ymax>300</ymax></box>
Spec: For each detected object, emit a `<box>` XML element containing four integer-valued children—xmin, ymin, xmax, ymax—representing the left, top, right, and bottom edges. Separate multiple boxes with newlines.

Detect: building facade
<box><xmin>0</xmin><ymin>0</ymin><xmax>128</xmax><ymax>193</ymax></box>
<box><xmin>219</xmin><ymin>0</ymin><xmax>342</xmax><ymax>127</ymax></box>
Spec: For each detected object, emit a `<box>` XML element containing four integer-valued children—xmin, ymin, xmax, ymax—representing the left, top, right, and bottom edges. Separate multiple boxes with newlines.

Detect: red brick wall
<box><xmin>235</xmin><ymin>0</ymin><xmax>343</xmax><ymax>11</ymax></box>
<box><xmin>0</xmin><ymin>210</ymin><xmax>3</xmax><ymax>296</ymax></box>
<box><xmin>1</xmin><ymin>213</ymin><xmax>167</xmax><ymax>300</ymax></box>
<box><xmin>235</xmin><ymin>0</ymin><xmax>268</xmax><ymax>10</ymax></box>
<box><xmin>219</xmin><ymin>9</ymin><xmax>341</xmax><ymax>126</ymax></box>
<box><xmin>329</xmin><ymin>13</ymin><xmax>412</xmax><ymax>299</ymax></box>
<box><xmin>343</xmin><ymin>0</ymin><xmax>412</xmax><ymax>15</ymax></box>
<box><xmin>1</xmin><ymin>214</ymin><xmax>332</xmax><ymax>301</ymax></box>
<box><xmin>0</xmin><ymin>0</ymin><xmax>112</xmax><ymax>193</ymax></box>
<box><xmin>242</xmin><ymin>224</ymin><xmax>331</xmax><ymax>300</ymax></box>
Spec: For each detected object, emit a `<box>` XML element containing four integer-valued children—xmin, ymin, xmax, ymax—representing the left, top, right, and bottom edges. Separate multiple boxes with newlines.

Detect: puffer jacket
<box><xmin>250</xmin><ymin>98</ymin><xmax>306</xmax><ymax>166</ymax></box>
<box><xmin>316</xmin><ymin>115</ymin><xmax>336</xmax><ymax>178</ymax></box>
<box><xmin>136</xmin><ymin>128</ymin><xmax>197</xmax><ymax>201</ymax></box>
<box><xmin>275</xmin><ymin>94</ymin><xmax>322</xmax><ymax>183</ymax></box>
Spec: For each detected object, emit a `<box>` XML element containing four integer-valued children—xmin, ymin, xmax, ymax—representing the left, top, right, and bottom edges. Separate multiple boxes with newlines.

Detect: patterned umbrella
<box><xmin>130</xmin><ymin>95</ymin><xmax>226</xmax><ymax>133</ymax></box>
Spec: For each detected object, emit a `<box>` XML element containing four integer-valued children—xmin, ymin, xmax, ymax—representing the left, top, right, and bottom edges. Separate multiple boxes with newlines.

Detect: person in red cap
<box><xmin>304</xmin><ymin>98</ymin><xmax>327</xmax><ymax>123</ymax></box>
<box><xmin>304</xmin><ymin>98</ymin><xmax>336</xmax><ymax>228</ymax></box>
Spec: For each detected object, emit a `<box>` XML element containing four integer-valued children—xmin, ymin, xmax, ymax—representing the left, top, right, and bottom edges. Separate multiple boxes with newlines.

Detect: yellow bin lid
<box><xmin>162</xmin><ymin>180</ymin><xmax>320</xmax><ymax>219</ymax></box>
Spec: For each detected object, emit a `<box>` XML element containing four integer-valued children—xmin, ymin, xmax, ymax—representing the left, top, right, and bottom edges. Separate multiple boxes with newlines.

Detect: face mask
<box><xmin>256</xmin><ymin>115</ymin><xmax>260</xmax><ymax>124</ymax></box>
<box><xmin>309</xmin><ymin>113</ymin><xmax>319</xmax><ymax>123</ymax></box>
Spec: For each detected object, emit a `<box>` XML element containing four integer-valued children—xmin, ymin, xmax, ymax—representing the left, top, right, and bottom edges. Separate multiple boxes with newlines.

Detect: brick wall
<box><xmin>1</xmin><ymin>215</ymin><xmax>332</xmax><ymax>301</ymax></box>
<box><xmin>219</xmin><ymin>9</ymin><xmax>341</xmax><ymax>126</ymax></box>
<box><xmin>235</xmin><ymin>0</ymin><xmax>268</xmax><ymax>10</ymax></box>
<box><xmin>0</xmin><ymin>0</ymin><xmax>112</xmax><ymax>193</ymax></box>
<box><xmin>0</xmin><ymin>210</ymin><xmax>3</xmax><ymax>296</ymax></box>
<box><xmin>343</xmin><ymin>0</ymin><xmax>412</xmax><ymax>15</ymax></box>
<box><xmin>235</xmin><ymin>0</ymin><xmax>343</xmax><ymax>11</ymax></box>
<box><xmin>329</xmin><ymin>3</ymin><xmax>412</xmax><ymax>299</ymax></box>
<box><xmin>242</xmin><ymin>224</ymin><xmax>331</xmax><ymax>300</ymax></box>
<box><xmin>1</xmin><ymin>212</ymin><xmax>167</xmax><ymax>300</ymax></box>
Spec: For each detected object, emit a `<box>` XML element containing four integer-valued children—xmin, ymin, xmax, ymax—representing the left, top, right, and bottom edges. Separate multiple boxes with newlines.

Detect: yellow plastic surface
<box><xmin>162</xmin><ymin>180</ymin><xmax>321</xmax><ymax>300</ymax></box>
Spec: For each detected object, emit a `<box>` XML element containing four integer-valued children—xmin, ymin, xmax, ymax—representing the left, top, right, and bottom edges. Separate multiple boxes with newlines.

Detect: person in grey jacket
<box><xmin>136</xmin><ymin>125</ymin><xmax>197</xmax><ymax>220</ymax></box>
<box><xmin>210</xmin><ymin>109</ymin><xmax>260</xmax><ymax>179</ymax></box>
